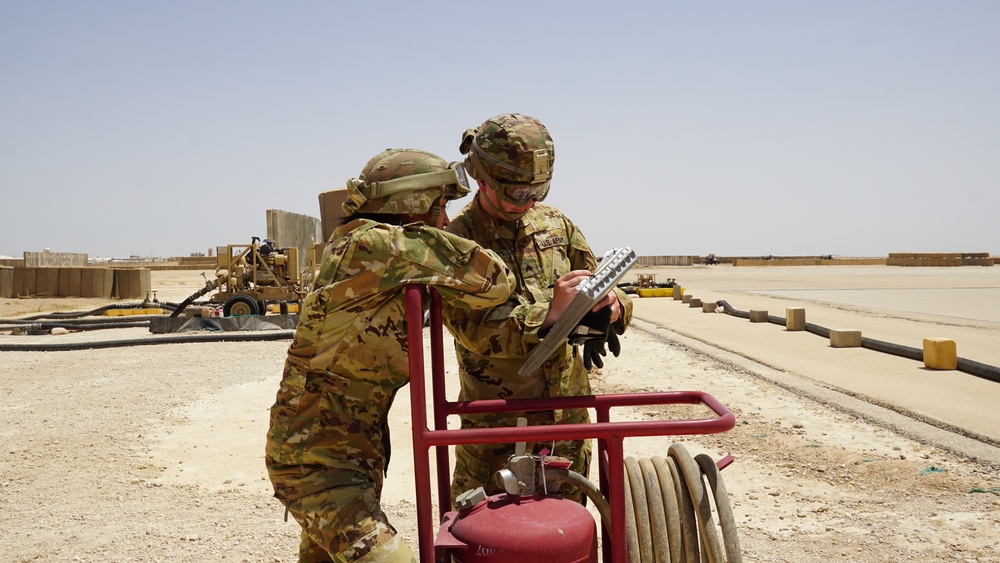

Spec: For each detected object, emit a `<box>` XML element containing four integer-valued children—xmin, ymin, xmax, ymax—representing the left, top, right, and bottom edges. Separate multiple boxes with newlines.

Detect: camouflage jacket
<box><xmin>266</xmin><ymin>218</ymin><xmax>513</xmax><ymax>501</ymax></box>
<box><xmin>443</xmin><ymin>199</ymin><xmax>633</xmax><ymax>426</ymax></box>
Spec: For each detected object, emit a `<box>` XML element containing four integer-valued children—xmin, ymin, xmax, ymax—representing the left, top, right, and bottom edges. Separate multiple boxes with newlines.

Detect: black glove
<box><xmin>568</xmin><ymin>306</ymin><xmax>621</xmax><ymax>370</ymax></box>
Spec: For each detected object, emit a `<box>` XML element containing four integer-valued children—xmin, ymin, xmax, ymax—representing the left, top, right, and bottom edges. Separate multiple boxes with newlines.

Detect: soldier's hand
<box><xmin>541</xmin><ymin>270</ymin><xmax>592</xmax><ymax>331</ymax></box>
<box><xmin>592</xmin><ymin>291</ymin><xmax>622</xmax><ymax>324</ymax></box>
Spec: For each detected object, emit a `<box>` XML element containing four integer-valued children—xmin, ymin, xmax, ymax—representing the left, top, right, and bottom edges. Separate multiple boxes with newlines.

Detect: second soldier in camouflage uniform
<box><xmin>443</xmin><ymin>114</ymin><xmax>633</xmax><ymax>505</ymax></box>
<box><xmin>266</xmin><ymin>149</ymin><xmax>514</xmax><ymax>562</ymax></box>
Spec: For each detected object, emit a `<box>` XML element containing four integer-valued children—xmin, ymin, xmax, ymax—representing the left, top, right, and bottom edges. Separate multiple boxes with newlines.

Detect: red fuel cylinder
<box><xmin>449</xmin><ymin>494</ymin><xmax>598</xmax><ymax>563</ymax></box>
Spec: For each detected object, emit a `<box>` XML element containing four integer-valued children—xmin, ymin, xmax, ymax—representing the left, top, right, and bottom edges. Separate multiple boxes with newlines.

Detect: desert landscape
<box><xmin>2</xmin><ymin>267</ymin><xmax>999</xmax><ymax>562</ymax></box>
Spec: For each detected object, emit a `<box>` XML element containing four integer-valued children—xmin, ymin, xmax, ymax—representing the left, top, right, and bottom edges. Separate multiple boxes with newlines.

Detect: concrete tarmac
<box><xmin>626</xmin><ymin>265</ymin><xmax>1000</xmax><ymax>466</ymax></box>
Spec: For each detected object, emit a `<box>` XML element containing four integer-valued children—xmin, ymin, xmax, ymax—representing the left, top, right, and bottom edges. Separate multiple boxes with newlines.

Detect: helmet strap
<box><xmin>428</xmin><ymin>198</ymin><xmax>443</xmax><ymax>228</ymax></box>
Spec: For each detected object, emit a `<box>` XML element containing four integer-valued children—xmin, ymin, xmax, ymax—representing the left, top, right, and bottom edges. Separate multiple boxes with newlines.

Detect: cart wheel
<box><xmin>223</xmin><ymin>295</ymin><xmax>259</xmax><ymax>317</ymax></box>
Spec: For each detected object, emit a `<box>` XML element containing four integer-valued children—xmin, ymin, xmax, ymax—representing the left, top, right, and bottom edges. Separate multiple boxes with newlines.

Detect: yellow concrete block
<box><xmin>106</xmin><ymin>308</ymin><xmax>164</xmax><ymax>316</ymax></box>
<box><xmin>830</xmin><ymin>329</ymin><xmax>862</xmax><ymax>348</ymax></box>
<box><xmin>637</xmin><ymin>288</ymin><xmax>672</xmax><ymax>298</ymax></box>
<box><xmin>786</xmin><ymin>308</ymin><xmax>806</xmax><ymax>331</ymax></box>
<box><xmin>923</xmin><ymin>338</ymin><xmax>957</xmax><ymax>370</ymax></box>
<box><xmin>749</xmin><ymin>310</ymin><xmax>768</xmax><ymax>323</ymax></box>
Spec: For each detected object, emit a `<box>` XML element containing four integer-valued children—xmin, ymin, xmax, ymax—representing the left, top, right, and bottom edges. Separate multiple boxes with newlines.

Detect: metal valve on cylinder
<box><xmin>494</xmin><ymin>418</ymin><xmax>532</xmax><ymax>495</ymax></box>
<box><xmin>494</xmin><ymin>417</ymin><xmax>572</xmax><ymax>497</ymax></box>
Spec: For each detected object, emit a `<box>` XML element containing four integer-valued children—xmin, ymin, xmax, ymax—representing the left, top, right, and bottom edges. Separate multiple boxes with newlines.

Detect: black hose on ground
<box><xmin>169</xmin><ymin>295</ymin><xmax>202</xmax><ymax>318</ymax></box>
<box><xmin>0</xmin><ymin>330</ymin><xmax>294</xmax><ymax>352</ymax></box>
<box><xmin>0</xmin><ymin>321</ymin><xmax>151</xmax><ymax>333</ymax></box>
<box><xmin>860</xmin><ymin>337</ymin><xmax>923</xmax><ymax>361</ymax></box>
<box><xmin>956</xmin><ymin>358</ymin><xmax>1000</xmax><ymax>384</ymax></box>
<box><xmin>804</xmin><ymin>322</ymin><xmax>830</xmax><ymax>339</ymax></box>
<box><xmin>1</xmin><ymin>301</ymin><xmax>172</xmax><ymax>323</ymax></box>
<box><xmin>170</xmin><ymin>276</ymin><xmax>223</xmax><ymax>318</ymax></box>
<box><xmin>0</xmin><ymin>312</ymin><xmax>187</xmax><ymax>334</ymax></box>
<box><xmin>1</xmin><ymin>314</ymin><xmax>164</xmax><ymax>327</ymax></box>
<box><xmin>716</xmin><ymin>300</ymin><xmax>1000</xmax><ymax>385</ymax></box>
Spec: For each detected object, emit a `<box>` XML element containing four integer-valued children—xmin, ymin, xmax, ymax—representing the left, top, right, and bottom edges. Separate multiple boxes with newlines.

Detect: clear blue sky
<box><xmin>2</xmin><ymin>1</ymin><xmax>997</xmax><ymax>259</ymax></box>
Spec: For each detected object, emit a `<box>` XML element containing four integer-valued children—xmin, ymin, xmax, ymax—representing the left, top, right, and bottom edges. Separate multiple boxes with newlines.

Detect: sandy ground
<box><xmin>2</xmin><ymin>267</ymin><xmax>999</xmax><ymax>562</ymax></box>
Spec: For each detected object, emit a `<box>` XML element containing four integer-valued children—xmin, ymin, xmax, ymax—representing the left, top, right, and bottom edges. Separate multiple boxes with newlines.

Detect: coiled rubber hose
<box><xmin>566</xmin><ymin>444</ymin><xmax>741</xmax><ymax>562</ymax></box>
<box><xmin>622</xmin><ymin>444</ymin><xmax>742</xmax><ymax>563</ymax></box>
<box><xmin>716</xmin><ymin>300</ymin><xmax>1000</xmax><ymax>384</ymax></box>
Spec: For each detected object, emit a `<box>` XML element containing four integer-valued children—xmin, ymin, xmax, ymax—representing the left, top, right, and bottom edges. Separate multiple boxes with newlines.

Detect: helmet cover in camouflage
<box><xmin>342</xmin><ymin>148</ymin><xmax>470</xmax><ymax>216</ymax></box>
<box><xmin>459</xmin><ymin>113</ymin><xmax>555</xmax><ymax>202</ymax></box>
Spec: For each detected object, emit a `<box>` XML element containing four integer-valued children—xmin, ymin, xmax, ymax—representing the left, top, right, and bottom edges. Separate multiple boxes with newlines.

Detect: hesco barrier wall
<box><xmin>636</xmin><ymin>256</ymin><xmax>699</xmax><ymax>266</ymax></box>
<box><xmin>886</xmin><ymin>252</ymin><xmax>994</xmax><ymax>267</ymax></box>
<box><xmin>95</xmin><ymin>257</ymin><xmax>217</xmax><ymax>271</ymax></box>
<box><xmin>1</xmin><ymin>267</ymin><xmax>151</xmax><ymax>299</ymax></box>
<box><xmin>0</xmin><ymin>267</ymin><xmax>12</xmax><ymax>298</ymax></box>
<box><xmin>733</xmin><ymin>258</ymin><xmax>887</xmax><ymax>267</ymax></box>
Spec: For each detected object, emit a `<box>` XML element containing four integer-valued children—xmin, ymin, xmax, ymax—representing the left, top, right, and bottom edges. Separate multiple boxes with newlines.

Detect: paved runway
<box><xmin>626</xmin><ymin>265</ymin><xmax>1000</xmax><ymax>466</ymax></box>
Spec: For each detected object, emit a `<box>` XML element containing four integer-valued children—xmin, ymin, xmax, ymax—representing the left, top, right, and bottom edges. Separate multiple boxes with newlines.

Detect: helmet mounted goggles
<box><xmin>498</xmin><ymin>179</ymin><xmax>551</xmax><ymax>205</ymax></box>
<box><xmin>357</xmin><ymin>162</ymin><xmax>470</xmax><ymax>202</ymax></box>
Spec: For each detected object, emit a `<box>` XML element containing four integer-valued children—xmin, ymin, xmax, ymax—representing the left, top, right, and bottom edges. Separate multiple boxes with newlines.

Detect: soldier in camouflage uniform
<box><xmin>266</xmin><ymin>148</ymin><xmax>514</xmax><ymax>562</ymax></box>
<box><xmin>443</xmin><ymin>113</ymin><xmax>633</xmax><ymax>504</ymax></box>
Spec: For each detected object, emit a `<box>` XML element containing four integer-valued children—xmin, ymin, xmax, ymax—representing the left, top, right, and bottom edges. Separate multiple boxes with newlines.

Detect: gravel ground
<box><xmin>2</xmin><ymin>271</ymin><xmax>999</xmax><ymax>562</ymax></box>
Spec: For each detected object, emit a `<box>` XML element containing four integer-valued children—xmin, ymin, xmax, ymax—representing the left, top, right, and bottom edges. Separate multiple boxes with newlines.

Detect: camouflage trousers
<box><xmin>450</xmin><ymin>408</ymin><xmax>592</xmax><ymax>507</ymax></box>
<box><xmin>284</xmin><ymin>485</ymin><xmax>417</xmax><ymax>563</ymax></box>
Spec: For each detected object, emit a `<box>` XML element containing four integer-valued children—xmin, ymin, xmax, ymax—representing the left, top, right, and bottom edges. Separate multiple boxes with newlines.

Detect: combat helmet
<box><xmin>460</xmin><ymin>113</ymin><xmax>555</xmax><ymax>205</ymax></box>
<box><xmin>342</xmin><ymin>148</ymin><xmax>470</xmax><ymax>217</ymax></box>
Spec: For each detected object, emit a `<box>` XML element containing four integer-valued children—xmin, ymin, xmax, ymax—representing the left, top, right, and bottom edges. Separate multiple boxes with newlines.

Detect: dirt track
<box><xmin>2</xmin><ymin>268</ymin><xmax>999</xmax><ymax>562</ymax></box>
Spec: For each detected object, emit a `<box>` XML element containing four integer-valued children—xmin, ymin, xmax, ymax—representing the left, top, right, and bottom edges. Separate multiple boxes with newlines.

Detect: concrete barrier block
<box><xmin>689</xmin><ymin>298</ymin><xmax>702</xmax><ymax>308</ymax></box>
<box><xmin>681</xmin><ymin>294</ymin><xmax>692</xmax><ymax>303</ymax></box>
<box><xmin>672</xmin><ymin>285</ymin><xmax>683</xmax><ymax>300</ymax></box>
<box><xmin>701</xmin><ymin>301</ymin><xmax>717</xmax><ymax>313</ymax></box>
<box><xmin>923</xmin><ymin>338</ymin><xmax>957</xmax><ymax>370</ymax></box>
<box><xmin>786</xmin><ymin>307</ymin><xmax>806</xmax><ymax>331</ymax></box>
<box><xmin>749</xmin><ymin>310</ymin><xmax>768</xmax><ymax>323</ymax></box>
<box><xmin>830</xmin><ymin>329</ymin><xmax>862</xmax><ymax>348</ymax></box>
